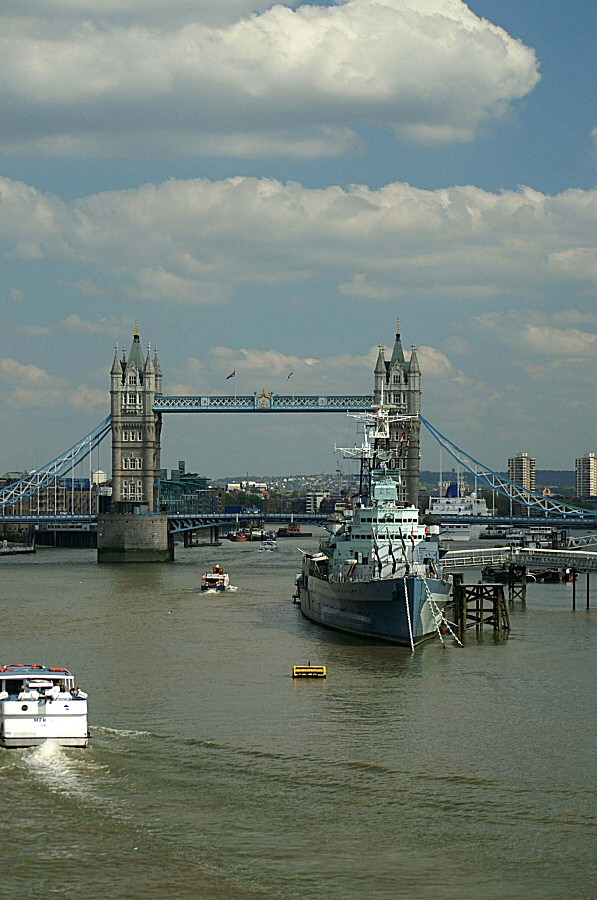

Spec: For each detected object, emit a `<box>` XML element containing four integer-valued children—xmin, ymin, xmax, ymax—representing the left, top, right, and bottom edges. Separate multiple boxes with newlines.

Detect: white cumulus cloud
<box><xmin>0</xmin><ymin>0</ymin><xmax>540</xmax><ymax>158</ymax></box>
<box><xmin>0</xmin><ymin>175</ymin><xmax>595</xmax><ymax>310</ymax></box>
<box><xmin>0</xmin><ymin>358</ymin><xmax>104</xmax><ymax>408</ymax></box>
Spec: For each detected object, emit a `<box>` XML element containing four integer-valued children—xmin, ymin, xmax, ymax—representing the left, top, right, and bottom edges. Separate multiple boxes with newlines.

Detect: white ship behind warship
<box><xmin>428</xmin><ymin>477</ymin><xmax>491</xmax><ymax>541</ymax></box>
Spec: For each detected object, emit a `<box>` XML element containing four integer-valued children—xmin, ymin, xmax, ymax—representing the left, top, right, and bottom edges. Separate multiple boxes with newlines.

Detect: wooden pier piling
<box><xmin>508</xmin><ymin>564</ymin><xmax>527</xmax><ymax>605</ymax></box>
<box><xmin>452</xmin><ymin>574</ymin><xmax>510</xmax><ymax>638</ymax></box>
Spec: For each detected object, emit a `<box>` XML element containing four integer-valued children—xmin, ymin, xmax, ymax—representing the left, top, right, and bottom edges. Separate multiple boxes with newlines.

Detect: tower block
<box><xmin>97</xmin><ymin>327</ymin><xmax>172</xmax><ymax>562</ymax></box>
<box><xmin>373</xmin><ymin>318</ymin><xmax>421</xmax><ymax>506</ymax></box>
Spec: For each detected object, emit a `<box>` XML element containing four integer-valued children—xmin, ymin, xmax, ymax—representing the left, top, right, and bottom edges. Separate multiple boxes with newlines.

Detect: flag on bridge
<box><xmin>226</xmin><ymin>371</ymin><xmax>236</xmax><ymax>380</ymax></box>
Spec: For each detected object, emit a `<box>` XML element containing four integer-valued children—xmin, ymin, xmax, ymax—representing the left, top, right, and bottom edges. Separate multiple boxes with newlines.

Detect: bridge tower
<box><xmin>110</xmin><ymin>326</ymin><xmax>162</xmax><ymax>511</ymax></box>
<box><xmin>373</xmin><ymin>318</ymin><xmax>421</xmax><ymax>506</ymax></box>
<box><xmin>98</xmin><ymin>326</ymin><xmax>172</xmax><ymax>562</ymax></box>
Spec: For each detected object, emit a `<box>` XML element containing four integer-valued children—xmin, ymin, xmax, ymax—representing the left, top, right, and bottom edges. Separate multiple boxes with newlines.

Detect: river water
<box><xmin>1</xmin><ymin>538</ymin><xmax>596</xmax><ymax>899</ymax></box>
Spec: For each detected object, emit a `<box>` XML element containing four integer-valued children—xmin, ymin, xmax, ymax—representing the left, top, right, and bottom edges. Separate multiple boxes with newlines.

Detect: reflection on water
<box><xmin>1</xmin><ymin>541</ymin><xmax>596</xmax><ymax>899</ymax></box>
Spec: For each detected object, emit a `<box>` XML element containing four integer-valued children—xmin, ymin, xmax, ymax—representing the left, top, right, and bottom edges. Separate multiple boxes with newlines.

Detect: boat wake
<box><xmin>92</xmin><ymin>724</ymin><xmax>152</xmax><ymax>738</ymax></box>
<box><xmin>22</xmin><ymin>740</ymin><xmax>108</xmax><ymax>799</ymax></box>
<box><xmin>200</xmin><ymin>585</ymin><xmax>238</xmax><ymax>593</ymax></box>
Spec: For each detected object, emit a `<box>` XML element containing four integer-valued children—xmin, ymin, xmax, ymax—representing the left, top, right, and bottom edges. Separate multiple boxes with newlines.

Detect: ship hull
<box><xmin>0</xmin><ymin>699</ymin><xmax>89</xmax><ymax>748</ymax></box>
<box><xmin>298</xmin><ymin>573</ymin><xmax>451</xmax><ymax>646</ymax></box>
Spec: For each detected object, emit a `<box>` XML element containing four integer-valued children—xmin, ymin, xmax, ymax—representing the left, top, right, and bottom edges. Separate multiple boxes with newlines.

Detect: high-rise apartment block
<box><xmin>508</xmin><ymin>452</ymin><xmax>536</xmax><ymax>492</ymax></box>
<box><xmin>575</xmin><ymin>452</ymin><xmax>597</xmax><ymax>499</ymax></box>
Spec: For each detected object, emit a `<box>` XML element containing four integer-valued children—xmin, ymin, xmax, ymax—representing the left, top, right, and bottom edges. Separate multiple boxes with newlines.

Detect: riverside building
<box><xmin>508</xmin><ymin>452</ymin><xmax>536</xmax><ymax>492</ymax></box>
<box><xmin>575</xmin><ymin>452</ymin><xmax>597</xmax><ymax>500</ymax></box>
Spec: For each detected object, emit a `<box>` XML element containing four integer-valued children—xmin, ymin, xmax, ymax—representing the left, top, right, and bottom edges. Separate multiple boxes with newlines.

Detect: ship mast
<box><xmin>335</xmin><ymin>409</ymin><xmax>417</xmax><ymax>505</ymax></box>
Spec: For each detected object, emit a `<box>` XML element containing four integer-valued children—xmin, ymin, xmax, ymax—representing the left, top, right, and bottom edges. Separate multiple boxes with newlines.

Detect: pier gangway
<box><xmin>442</xmin><ymin>546</ymin><xmax>597</xmax><ymax>574</ymax></box>
<box><xmin>513</xmin><ymin>548</ymin><xmax>597</xmax><ymax>574</ymax></box>
<box><xmin>442</xmin><ymin>547</ymin><xmax>512</xmax><ymax>570</ymax></box>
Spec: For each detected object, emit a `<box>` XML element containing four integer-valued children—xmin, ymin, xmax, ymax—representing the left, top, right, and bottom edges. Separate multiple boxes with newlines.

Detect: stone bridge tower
<box><xmin>110</xmin><ymin>325</ymin><xmax>163</xmax><ymax>511</ymax></box>
<box><xmin>373</xmin><ymin>318</ymin><xmax>421</xmax><ymax>506</ymax></box>
<box><xmin>98</xmin><ymin>326</ymin><xmax>171</xmax><ymax>561</ymax></box>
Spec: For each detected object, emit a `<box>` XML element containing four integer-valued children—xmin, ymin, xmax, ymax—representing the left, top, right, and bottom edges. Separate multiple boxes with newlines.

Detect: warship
<box><xmin>296</xmin><ymin>408</ymin><xmax>451</xmax><ymax>648</ymax></box>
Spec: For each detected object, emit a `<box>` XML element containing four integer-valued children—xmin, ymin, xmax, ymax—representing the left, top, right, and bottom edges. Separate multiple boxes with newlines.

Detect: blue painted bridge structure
<box><xmin>154</xmin><ymin>393</ymin><xmax>375</xmax><ymax>413</ymax></box>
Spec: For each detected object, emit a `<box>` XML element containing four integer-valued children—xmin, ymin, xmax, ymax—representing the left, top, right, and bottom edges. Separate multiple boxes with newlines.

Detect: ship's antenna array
<box><xmin>334</xmin><ymin>409</ymin><xmax>418</xmax><ymax>502</ymax></box>
<box><xmin>334</xmin><ymin>409</ymin><xmax>418</xmax><ymax>458</ymax></box>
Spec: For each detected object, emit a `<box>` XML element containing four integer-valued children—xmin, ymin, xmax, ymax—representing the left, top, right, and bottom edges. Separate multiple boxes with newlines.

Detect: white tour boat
<box><xmin>259</xmin><ymin>539</ymin><xmax>279</xmax><ymax>552</ymax></box>
<box><xmin>200</xmin><ymin>564</ymin><xmax>236</xmax><ymax>592</ymax></box>
<box><xmin>0</xmin><ymin>663</ymin><xmax>89</xmax><ymax>748</ymax></box>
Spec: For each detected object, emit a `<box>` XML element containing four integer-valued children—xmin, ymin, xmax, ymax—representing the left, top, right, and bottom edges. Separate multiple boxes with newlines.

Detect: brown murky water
<box><xmin>1</xmin><ymin>541</ymin><xmax>596</xmax><ymax>898</ymax></box>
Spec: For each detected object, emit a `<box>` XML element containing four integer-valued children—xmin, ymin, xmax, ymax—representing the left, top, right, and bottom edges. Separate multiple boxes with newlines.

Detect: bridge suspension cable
<box><xmin>420</xmin><ymin>415</ymin><xmax>597</xmax><ymax>520</ymax></box>
<box><xmin>0</xmin><ymin>416</ymin><xmax>112</xmax><ymax>510</ymax></box>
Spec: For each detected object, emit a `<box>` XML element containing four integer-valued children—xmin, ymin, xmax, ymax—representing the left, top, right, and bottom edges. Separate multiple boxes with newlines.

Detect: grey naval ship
<box><xmin>297</xmin><ymin>409</ymin><xmax>451</xmax><ymax>647</ymax></box>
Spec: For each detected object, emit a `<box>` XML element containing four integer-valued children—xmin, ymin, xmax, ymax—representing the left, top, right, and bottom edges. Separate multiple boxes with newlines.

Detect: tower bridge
<box><xmin>97</xmin><ymin>317</ymin><xmax>421</xmax><ymax>560</ymax></box>
<box><xmin>1</xmin><ymin>316</ymin><xmax>596</xmax><ymax>562</ymax></box>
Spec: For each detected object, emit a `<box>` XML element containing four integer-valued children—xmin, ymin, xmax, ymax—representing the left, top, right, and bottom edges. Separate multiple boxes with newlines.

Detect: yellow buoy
<box><xmin>292</xmin><ymin>664</ymin><xmax>327</xmax><ymax>678</ymax></box>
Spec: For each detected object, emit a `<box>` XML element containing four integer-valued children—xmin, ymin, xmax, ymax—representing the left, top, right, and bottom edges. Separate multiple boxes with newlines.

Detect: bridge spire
<box><xmin>110</xmin><ymin>344</ymin><xmax>121</xmax><ymax>376</ymax></box>
<box><xmin>153</xmin><ymin>346</ymin><xmax>163</xmax><ymax>395</ymax></box>
<box><xmin>389</xmin><ymin>318</ymin><xmax>405</xmax><ymax>368</ymax></box>
<box><xmin>409</xmin><ymin>343</ymin><xmax>420</xmax><ymax>375</ymax></box>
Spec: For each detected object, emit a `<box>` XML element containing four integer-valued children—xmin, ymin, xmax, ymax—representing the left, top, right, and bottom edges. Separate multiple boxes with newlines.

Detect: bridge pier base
<box><xmin>97</xmin><ymin>513</ymin><xmax>173</xmax><ymax>563</ymax></box>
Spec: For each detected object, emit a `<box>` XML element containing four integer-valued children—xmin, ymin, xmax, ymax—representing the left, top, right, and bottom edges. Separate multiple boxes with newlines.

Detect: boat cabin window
<box><xmin>2</xmin><ymin>679</ymin><xmax>21</xmax><ymax>695</ymax></box>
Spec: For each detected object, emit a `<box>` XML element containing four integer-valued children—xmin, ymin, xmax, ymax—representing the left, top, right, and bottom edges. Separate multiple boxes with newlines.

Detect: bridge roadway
<box><xmin>3</xmin><ymin>511</ymin><xmax>597</xmax><ymax>533</ymax></box>
<box><xmin>0</xmin><ymin>512</ymin><xmax>326</xmax><ymax>531</ymax></box>
<box><xmin>442</xmin><ymin>546</ymin><xmax>597</xmax><ymax>574</ymax></box>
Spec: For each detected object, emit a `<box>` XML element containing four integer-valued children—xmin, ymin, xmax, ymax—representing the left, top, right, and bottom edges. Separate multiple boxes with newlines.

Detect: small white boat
<box><xmin>0</xmin><ymin>664</ymin><xmax>89</xmax><ymax>748</ymax></box>
<box><xmin>200</xmin><ymin>564</ymin><xmax>235</xmax><ymax>591</ymax></box>
<box><xmin>259</xmin><ymin>539</ymin><xmax>279</xmax><ymax>552</ymax></box>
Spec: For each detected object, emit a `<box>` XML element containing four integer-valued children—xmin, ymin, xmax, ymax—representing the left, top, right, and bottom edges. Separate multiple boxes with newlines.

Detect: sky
<box><xmin>0</xmin><ymin>0</ymin><xmax>596</xmax><ymax>479</ymax></box>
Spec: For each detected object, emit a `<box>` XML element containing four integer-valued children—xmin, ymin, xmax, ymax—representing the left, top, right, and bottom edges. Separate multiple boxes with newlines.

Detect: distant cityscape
<box><xmin>2</xmin><ymin>450</ymin><xmax>595</xmax><ymax>522</ymax></box>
